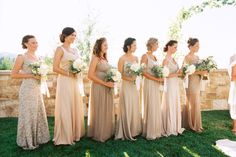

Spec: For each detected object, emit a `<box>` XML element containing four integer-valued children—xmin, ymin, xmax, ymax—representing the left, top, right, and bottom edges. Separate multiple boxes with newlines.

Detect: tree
<box><xmin>0</xmin><ymin>57</ymin><xmax>14</xmax><ymax>70</ymax></box>
<box><xmin>76</xmin><ymin>14</ymin><xmax>106</xmax><ymax>66</ymax></box>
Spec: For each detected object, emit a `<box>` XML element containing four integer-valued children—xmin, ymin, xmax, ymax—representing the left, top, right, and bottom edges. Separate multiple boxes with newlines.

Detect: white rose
<box><xmin>186</xmin><ymin>64</ymin><xmax>196</xmax><ymax>75</ymax></box>
<box><xmin>39</xmin><ymin>64</ymin><xmax>49</xmax><ymax>76</ymax></box>
<box><xmin>73</xmin><ymin>59</ymin><xmax>83</xmax><ymax>70</ymax></box>
<box><xmin>130</xmin><ymin>63</ymin><xmax>140</xmax><ymax>72</ymax></box>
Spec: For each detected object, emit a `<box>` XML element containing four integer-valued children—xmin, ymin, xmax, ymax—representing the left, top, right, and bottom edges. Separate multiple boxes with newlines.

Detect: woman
<box><xmin>141</xmin><ymin>38</ymin><xmax>163</xmax><ymax>140</ymax></box>
<box><xmin>87</xmin><ymin>37</ymin><xmax>115</xmax><ymax>142</ymax></box>
<box><xmin>53</xmin><ymin>27</ymin><xmax>85</xmax><ymax>145</ymax></box>
<box><xmin>182</xmin><ymin>38</ymin><xmax>207</xmax><ymax>132</ymax></box>
<box><xmin>228</xmin><ymin>53</ymin><xmax>236</xmax><ymax>135</ymax></box>
<box><xmin>162</xmin><ymin>40</ymin><xmax>185</xmax><ymax>136</ymax></box>
<box><xmin>11</xmin><ymin>35</ymin><xmax>50</xmax><ymax>150</ymax></box>
<box><xmin>115</xmin><ymin>37</ymin><xmax>142</xmax><ymax>140</ymax></box>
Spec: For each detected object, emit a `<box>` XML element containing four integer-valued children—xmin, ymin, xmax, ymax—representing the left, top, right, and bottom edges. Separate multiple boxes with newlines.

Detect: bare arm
<box><xmin>118</xmin><ymin>57</ymin><xmax>135</xmax><ymax>82</ymax></box>
<box><xmin>141</xmin><ymin>54</ymin><xmax>163</xmax><ymax>82</ymax></box>
<box><xmin>53</xmin><ymin>47</ymin><xmax>75</xmax><ymax>78</ymax></box>
<box><xmin>11</xmin><ymin>55</ymin><xmax>38</xmax><ymax>79</ymax></box>
<box><xmin>88</xmin><ymin>56</ymin><xmax>114</xmax><ymax>88</ymax></box>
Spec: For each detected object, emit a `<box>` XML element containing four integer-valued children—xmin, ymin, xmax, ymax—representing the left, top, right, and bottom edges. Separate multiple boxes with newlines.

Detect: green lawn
<box><xmin>0</xmin><ymin>110</ymin><xmax>236</xmax><ymax>157</ymax></box>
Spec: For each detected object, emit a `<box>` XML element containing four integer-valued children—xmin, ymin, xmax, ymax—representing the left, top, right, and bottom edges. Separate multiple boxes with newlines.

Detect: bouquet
<box><xmin>104</xmin><ymin>68</ymin><xmax>121</xmax><ymax>95</ymax></box>
<box><xmin>195</xmin><ymin>56</ymin><xmax>217</xmax><ymax>80</ymax></box>
<box><xmin>195</xmin><ymin>56</ymin><xmax>217</xmax><ymax>72</ymax></box>
<box><xmin>125</xmin><ymin>63</ymin><xmax>145</xmax><ymax>76</ymax></box>
<box><xmin>182</xmin><ymin>64</ymin><xmax>196</xmax><ymax>77</ymax></box>
<box><xmin>69</xmin><ymin>58</ymin><xmax>86</xmax><ymax>74</ymax></box>
<box><xmin>104</xmin><ymin>68</ymin><xmax>121</xmax><ymax>82</ymax></box>
<box><xmin>29</xmin><ymin>61</ymin><xmax>50</xmax><ymax>97</ymax></box>
<box><xmin>29</xmin><ymin>61</ymin><xmax>49</xmax><ymax>80</ymax></box>
<box><xmin>69</xmin><ymin>58</ymin><xmax>87</xmax><ymax>96</ymax></box>
<box><xmin>125</xmin><ymin>62</ymin><xmax>145</xmax><ymax>91</ymax></box>
<box><xmin>151</xmin><ymin>65</ymin><xmax>169</xmax><ymax>78</ymax></box>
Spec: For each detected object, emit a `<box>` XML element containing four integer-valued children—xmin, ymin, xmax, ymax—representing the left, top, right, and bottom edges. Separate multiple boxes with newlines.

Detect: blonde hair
<box><xmin>146</xmin><ymin>37</ymin><xmax>158</xmax><ymax>51</ymax></box>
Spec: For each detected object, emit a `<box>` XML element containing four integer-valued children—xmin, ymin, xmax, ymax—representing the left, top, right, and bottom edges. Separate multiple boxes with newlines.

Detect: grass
<box><xmin>0</xmin><ymin>110</ymin><xmax>236</xmax><ymax>157</ymax></box>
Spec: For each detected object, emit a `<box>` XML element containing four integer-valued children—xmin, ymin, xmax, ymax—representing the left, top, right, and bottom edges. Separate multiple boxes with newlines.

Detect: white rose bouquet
<box><xmin>151</xmin><ymin>65</ymin><xmax>169</xmax><ymax>78</ymax></box>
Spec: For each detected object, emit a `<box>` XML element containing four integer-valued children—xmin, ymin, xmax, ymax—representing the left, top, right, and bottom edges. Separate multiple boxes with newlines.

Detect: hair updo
<box><xmin>123</xmin><ymin>37</ymin><xmax>136</xmax><ymax>53</ymax></box>
<box><xmin>163</xmin><ymin>40</ymin><xmax>177</xmax><ymax>52</ymax></box>
<box><xmin>21</xmin><ymin>35</ymin><xmax>35</xmax><ymax>49</ymax></box>
<box><xmin>146</xmin><ymin>37</ymin><xmax>158</xmax><ymax>51</ymax></box>
<box><xmin>187</xmin><ymin>37</ymin><xmax>199</xmax><ymax>48</ymax></box>
<box><xmin>60</xmin><ymin>27</ymin><xmax>75</xmax><ymax>43</ymax></box>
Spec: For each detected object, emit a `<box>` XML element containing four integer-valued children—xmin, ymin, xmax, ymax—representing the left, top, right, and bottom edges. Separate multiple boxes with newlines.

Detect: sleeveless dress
<box><xmin>87</xmin><ymin>59</ymin><xmax>115</xmax><ymax>142</ymax></box>
<box><xmin>115</xmin><ymin>61</ymin><xmax>142</xmax><ymax>140</ymax></box>
<box><xmin>53</xmin><ymin>47</ymin><xmax>85</xmax><ymax>145</ymax></box>
<box><xmin>162</xmin><ymin>58</ymin><xmax>185</xmax><ymax>136</ymax></box>
<box><xmin>17</xmin><ymin>54</ymin><xmax>50</xmax><ymax>150</ymax></box>
<box><xmin>183</xmin><ymin>56</ymin><xmax>203</xmax><ymax>131</ymax></box>
<box><xmin>142</xmin><ymin>55</ymin><xmax>162</xmax><ymax>139</ymax></box>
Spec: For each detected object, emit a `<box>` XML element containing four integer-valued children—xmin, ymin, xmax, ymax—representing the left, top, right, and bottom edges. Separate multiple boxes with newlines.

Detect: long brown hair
<box><xmin>92</xmin><ymin>37</ymin><xmax>107</xmax><ymax>60</ymax></box>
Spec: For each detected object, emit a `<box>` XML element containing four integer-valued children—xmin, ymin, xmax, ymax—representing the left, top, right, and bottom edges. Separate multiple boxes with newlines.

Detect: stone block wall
<box><xmin>0</xmin><ymin>70</ymin><xmax>230</xmax><ymax>117</ymax></box>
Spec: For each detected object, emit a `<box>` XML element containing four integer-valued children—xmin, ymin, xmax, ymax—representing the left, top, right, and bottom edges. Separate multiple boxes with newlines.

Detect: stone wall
<box><xmin>0</xmin><ymin>70</ymin><xmax>230</xmax><ymax>117</ymax></box>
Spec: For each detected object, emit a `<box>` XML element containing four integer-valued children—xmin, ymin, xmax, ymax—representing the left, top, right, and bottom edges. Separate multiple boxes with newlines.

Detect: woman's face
<box><xmin>25</xmin><ymin>37</ymin><xmax>38</xmax><ymax>51</ymax></box>
<box><xmin>65</xmin><ymin>32</ymin><xmax>77</xmax><ymax>44</ymax></box>
<box><xmin>151</xmin><ymin>42</ymin><xmax>159</xmax><ymax>52</ymax></box>
<box><xmin>190</xmin><ymin>42</ymin><xmax>200</xmax><ymax>53</ymax></box>
<box><xmin>101</xmin><ymin>40</ymin><xmax>108</xmax><ymax>53</ymax></box>
<box><xmin>129</xmin><ymin>41</ymin><xmax>137</xmax><ymax>53</ymax></box>
<box><xmin>169</xmin><ymin>43</ymin><xmax>178</xmax><ymax>54</ymax></box>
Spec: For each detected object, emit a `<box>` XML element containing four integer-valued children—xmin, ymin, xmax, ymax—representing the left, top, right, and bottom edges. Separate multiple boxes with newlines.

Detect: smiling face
<box><xmin>129</xmin><ymin>41</ymin><xmax>137</xmax><ymax>53</ymax></box>
<box><xmin>25</xmin><ymin>37</ymin><xmax>38</xmax><ymax>51</ymax></box>
<box><xmin>189</xmin><ymin>42</ymin><xmax>200</xmax><ymax>53</ymax></box>
<box><xmin>65</xmin><ymin>32</ymin><xmax>77</xmax><ymax>44</ymax></box>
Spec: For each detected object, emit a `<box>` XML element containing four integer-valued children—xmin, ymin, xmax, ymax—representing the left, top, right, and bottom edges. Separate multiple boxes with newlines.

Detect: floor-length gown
<box><xmin>162</xmin><ymin>58</ymin><xmax>185</xmax><ymax>136</ymax></box>
<box><xmin>53</xmin><ymin>47</ymin><xmax>85</xmax><ymax>145</ymax></box>
<box><xmin>115</xmin><ymin>61</ymin><xmax>142</xmax><ymax>140</ymax></box>
<box><xmin>184</xmin><ymin>56</ymin><xmax>203</xmax><ymax>132</ymax></box>
<box><xmin>17</xmin><ymin>54</ymin><xmax>50</xmax><ymax>150</ymax></box>
<box><xmin>87</xmin><ymin>59</ymin><xmax>115</xmax><ymax>142</ymax></box>
<box><xmin>142</xmin><ymin>55</ymin><xmax>162</xmax><ymax>139</ymax></box>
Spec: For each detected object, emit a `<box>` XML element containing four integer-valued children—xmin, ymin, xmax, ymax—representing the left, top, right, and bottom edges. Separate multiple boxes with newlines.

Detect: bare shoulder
<box><xmin>91</xmin><ymin>55</ymin><xmax>99</xmax><ymax>62</ymax></box>
<box><xmin>141</xmin><ymin>54</ymin><xmax>147</xmax><ymax>60</ymax></box>
<box><xmin>54</xmin><ymin>46</ymin><xmax>64</xmax><ymax>57</ymax></box>
<box><xmin>15</xmin><ymin>54</ymin><xmax>25</xmax><ymax>61</ymax></box>
<box><xmin>163</xmin><ymin>58</ymin><xmax>169</xmax><ymax>64</ymax></box>
<box><xmin>119</xmin><ymin>55</ymin><xmax>126</xmax><ymax>62</ymax></box>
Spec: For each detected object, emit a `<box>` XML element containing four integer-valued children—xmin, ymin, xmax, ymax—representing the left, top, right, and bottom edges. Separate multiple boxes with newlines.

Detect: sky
<box><xmin>0</xmin><ymin>0</ymin><xmax>236</xmax><ymax>68</ymax></box>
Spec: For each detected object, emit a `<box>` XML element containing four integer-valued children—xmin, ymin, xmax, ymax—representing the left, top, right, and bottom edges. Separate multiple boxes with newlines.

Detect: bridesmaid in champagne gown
<box><xmin>141</xmin><ymin>38</ymin><xmax>163</xmax><ymax>140</ymax></box>
<box><xmin>162</xmin><ymin>40</ymin><xmax>185</xmax><ymax>136</ymax></box>
<box><xmin>115</xmin><ymin>37</ymin><xmax>142</xmax><ymax>140</ymax></box>
<box><xmin>182</xmin><ymin>38</ymin><xmax>207</xmax><ymax>132</ymax></box>
<box><xmin>87</xmin><ymin>38</ymin><xmax>115</xmax><ymax>142</ymax></box>
<box><xmin>11</xmin><ymin>35</ymin><xmax>50</xmax><ymax>150</ymax></box>
<box><xmin>53</xmin><ymin>27</ymin><xmax>85</xmax><ymax>145</ymax></box>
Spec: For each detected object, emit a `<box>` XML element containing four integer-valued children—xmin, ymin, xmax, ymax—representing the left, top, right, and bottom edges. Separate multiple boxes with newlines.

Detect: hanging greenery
<box><xmin>168</xmin><ymin>0</ymin><xmax>236</xmax><ymax>40</ymax></box>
